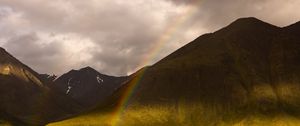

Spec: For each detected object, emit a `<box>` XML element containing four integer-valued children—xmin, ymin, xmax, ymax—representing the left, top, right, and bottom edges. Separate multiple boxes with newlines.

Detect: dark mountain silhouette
<box><xmin>0</xmin><ymin>48</ymin><xmax>84</xmax><ymax>125</ymax></box>
<box><xmin>284</xmin><ymin>21</ymin><xmax>300</xmax><ymax>35</ymax></box>
<box><xmin>109</xmin><ymin>17</ymin><xmax>300</xmax><ymax>120</ymax></box>
<box><xmin>52</xmin><ymin>67</ymin><xmax>128</xmax><ymax>108</ymax></box>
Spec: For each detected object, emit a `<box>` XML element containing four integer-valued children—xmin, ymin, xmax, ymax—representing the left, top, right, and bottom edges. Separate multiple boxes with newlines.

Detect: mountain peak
<box><xmin>233</xmin><ymin>17</ymin><xmax>261</xmax><ymax>23</ymax></box>
<box><xmin>0</xmin><ymin>47</ymin><xmax>44</xmax><ymax>87</ymax></box>
<box><xmin>0</xmin><ymin>47</ymin><xmax>7</xmax><ymax>55</ymax></box>
<box><xmin>0</xmin><ymin>47</ymin><xmax>5</xmax><ymax>51</ymax></box>
<box><xmin>80</xmin><ymin>66</ymin><xmax>97</xmax><ymax>72</ymax></box>
<box><xmin>229</xmin><ymin>17</ymin><xmax>274</xmax><ymax>28</ymax></box>
<box><xmin>226</xmin><ymin>17</ymin><xmax>278</xmax><ymax>30</ymax></box>
<box><xmin>0</xmin><ymin>47</ymin><xmax>14</xmax><ymax>63</ymax></box>
<box><xmin>216</xmin><ymin>17</ymin><xmax>279</xmax><ymax>35</ymax></box>
<box><xmin>230</xmin><ymin>17</ymin><xmax>266</xmax><ymax>25</ymax></box>
<box><xmin>65</xmin><ymin>66</ymin><xmax>99</xmax><ymax>75</ymax></box>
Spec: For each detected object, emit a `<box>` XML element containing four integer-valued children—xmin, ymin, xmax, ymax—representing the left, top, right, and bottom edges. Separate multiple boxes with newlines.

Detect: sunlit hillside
<box><xmin>48</xmin><ymin>102</ymin><xmax>300</xmax><ymax>126</ymax></box>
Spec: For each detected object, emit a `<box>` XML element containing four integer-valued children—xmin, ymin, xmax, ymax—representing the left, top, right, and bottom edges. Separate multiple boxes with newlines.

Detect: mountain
<box><xmin>0</xmin><ymin>47</ymin><xmax>45</xmax><ymax>87</ymax></box>
<box><xmin>95</xmin><ymin>17</ymin><xmax>300</xmax><ymax>125</ymax></box>
<box><xmin>52</xmin><ymin>67</ymin><xmax>128</xmax><ymax>108</ymax></box>
<box><xmin>0</xmin><ymin>48</ymin><xmax>84</xmax><ymax>125</ymax></box>
<box><xmin>123</xmin><ymin>17</ymin><xmax>282</xmax><ymax>103</ymax></box>
<box><xmin>5</xmin><ymin>17</ymin><xmax>300</xmax><ymax>126</ymax></box>
<box><xmin>40</xmin><ymin>74</ymin><xmax>57</xmax><ymax>84</ymax></box>
<box><xmin>284</xmin><ymin>21</ymin><xmax>300</xmax><ymax>36</ymax></box>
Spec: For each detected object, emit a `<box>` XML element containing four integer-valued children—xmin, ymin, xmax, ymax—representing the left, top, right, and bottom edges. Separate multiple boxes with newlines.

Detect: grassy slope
<box><xmin>0</xmin><ymin>120</ymin><xmax>12</xmax><ymax>126</ymax></box>
<box><xmin>48</xmin><ymin>102</ymin><xmax>300</xmax><ymax>126</ymax></box>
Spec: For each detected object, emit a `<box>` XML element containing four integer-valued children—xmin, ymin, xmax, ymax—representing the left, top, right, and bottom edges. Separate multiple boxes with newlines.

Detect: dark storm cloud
<box><xmin>0</xmin><ymin>0</ymin><xmax>300</xmax><ymax>76</ymax></box>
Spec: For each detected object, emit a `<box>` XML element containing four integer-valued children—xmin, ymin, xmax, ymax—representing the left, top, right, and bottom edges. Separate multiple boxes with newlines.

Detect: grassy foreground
<box><xmin>47</xmin><ymin>103</ymin><xmax>300</xmax><ymax>126</ymax></box>
<box><xmin>0</xmin><ymin>120</ymin><xmax>12</xmax><ymax>126</ymax></box>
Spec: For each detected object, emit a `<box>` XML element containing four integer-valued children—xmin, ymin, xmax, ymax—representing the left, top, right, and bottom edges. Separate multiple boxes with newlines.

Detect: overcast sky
<box><xmin>0</xmin><ymin>0</ymin><xmax>300</xmax><ymax>76</ymax></box>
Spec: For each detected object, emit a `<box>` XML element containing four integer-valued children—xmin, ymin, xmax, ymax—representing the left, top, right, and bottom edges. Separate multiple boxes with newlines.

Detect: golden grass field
<box><xmin>47</xmin><ymin>103</ymin><xmax>300</xmax><ymax>126</ymax></box>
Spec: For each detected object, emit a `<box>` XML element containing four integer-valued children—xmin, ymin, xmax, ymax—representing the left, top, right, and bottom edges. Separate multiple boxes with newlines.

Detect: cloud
<box><xmin>167</xmin><ymin>0</ymin><xmax>199</xmax><ymax>5</ymax></box>
<box><xmin>0</xmin><ymin>0</ymin><xmax>190</xmax><ymax>76</ymax></box>
<box><xmin>3</xmin><ymin>32</ymin><xmax>96</xmax><ymax>75</ymax></box>
<box><xmin>0</xmin><ymin>0</ymin><xmax>300</xmax><ymax>76</ymax></box>
<box><xmin>3</xmin><ymin>33</ymin><xmax>64</xmax><ymax>74</ymax></box>
<box><xmin>169</xmin><ymin>0</ymin><xmax>300</xmax><ymax>30</ymax></box>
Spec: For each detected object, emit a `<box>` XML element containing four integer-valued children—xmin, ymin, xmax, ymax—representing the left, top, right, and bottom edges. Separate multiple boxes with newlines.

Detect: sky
<box><xmin>0</xmin><ymin>0</ymin><xmax>300</xmax><ymax>76</ymax></box>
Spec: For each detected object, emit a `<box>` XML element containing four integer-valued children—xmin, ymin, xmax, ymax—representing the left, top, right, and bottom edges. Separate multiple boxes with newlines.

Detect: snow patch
<box><xmin>96</xmin><ymin>75</ymin><xmax>104</xmax><ymax>85</ymax></box>
<box><xmin>66</xmin><ymin>78</ymin><xmax>73</xmax><ymax>94</ymax></box>
<box><xmin>66</xmin><ymin>86</ymin><xmax>72</xmax><ymax>94</ymax></box>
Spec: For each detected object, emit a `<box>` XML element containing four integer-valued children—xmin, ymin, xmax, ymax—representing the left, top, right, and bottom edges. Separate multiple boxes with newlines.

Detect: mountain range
<box><xmin>1</xmin><ymin>17</ymin><xmax>300</xmax><ymax>126</ymax></box>
<box><xmin>52</xmin><ymin>66</ymin><xmax>128</xmax><ymax>108</ymax></box>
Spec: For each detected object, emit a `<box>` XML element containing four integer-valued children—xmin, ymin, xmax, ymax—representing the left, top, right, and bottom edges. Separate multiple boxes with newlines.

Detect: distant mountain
<box><xmin>52</xmin><ymin>67</ymin><xmax>128</xmax><ymax>108</ymax></box>
<box><xmin>0</xmin><ymin>48</ymin><xmax>84</xmax><ymax>125</ymax></box>
<box><xmin>112</xmin><ymin>17</ymin><xmax>300</xmax><ymax>116</ymax></box>
<box><xmin>40</xmin><ymin>74</ymin><xmax>57</xmax><ymax>83</ymax></box>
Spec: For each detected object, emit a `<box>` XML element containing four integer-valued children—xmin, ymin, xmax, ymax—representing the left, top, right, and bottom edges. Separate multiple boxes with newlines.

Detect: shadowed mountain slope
<box><xmin>47</xmin><ymin>17</ymin><xmax>300</xmax><ymax>126</ymax></box>
<box><xmin>284</xmin><ymin>21</ymin><xmax>300</xmax><ymax>35</ymax></box>
<box><xmin>114</xmin><ymin>17</ymin><xmax>300</xmax><ymax>116</ymax></box>
<box><xmin>0</xmin><ymin>48</ymin><xmax>84</xmax><ymax>126</ymax></box>
<box><xmin>52</xmin><ymin>67</ymin><xmax>128</xmax><ymax>108</ymax></box>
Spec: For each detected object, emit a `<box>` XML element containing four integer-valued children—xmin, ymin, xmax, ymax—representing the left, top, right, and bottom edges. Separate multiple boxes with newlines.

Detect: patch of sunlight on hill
<box><xmin>231</xmin><ymin>115</ymin><xmax>300</xmax><ymax>126</ymax></box>
<box><xmin>48</xmin><ymin>103</ymin><xmax>300</xmax><ymax>126</ymax></box>
<box><xmin>0</xmin><ymin>120</ymin><xmax>12</xmax><ymax>126</ymax></box>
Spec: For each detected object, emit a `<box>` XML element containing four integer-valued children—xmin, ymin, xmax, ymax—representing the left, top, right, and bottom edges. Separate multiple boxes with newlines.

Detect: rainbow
<box><xmin>108</xmin><ymin>1</ymin><xmax>202</xmax><ymax>126</ymax></box>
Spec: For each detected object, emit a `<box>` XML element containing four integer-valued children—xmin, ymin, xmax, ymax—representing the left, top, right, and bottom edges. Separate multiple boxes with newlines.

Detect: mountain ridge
<box><xmin>112</xmin><ymin>17</ymin><xmax>300</xmax><ymax>115</ymax></box>
<box><xmin>283</xmin><ymin>21</ymin><xmax>300</xmax><ymax>35</ymax></box>
<box><xmin>0</xmin><ymin>47</ymin><xmax>85</xmax><ymax>125</ymax></box>
<box><xmin>52</xmin><ymin>66</ymin><xmax>128</xmax><ymax>108</ymax></box>
<box><xmin>0</xmin><ymin>47</ymin><xmax>44</xmax><ymax>87</ymax></box>
<box><xmin>2</xmin><ymin>17</ymin><xmax>300</xmax><ymax>126</ymax></box>
<box><xmin>48</xmin><ymin>17</ymin><xmax>300</xmax><ymax>126</ymax></box>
